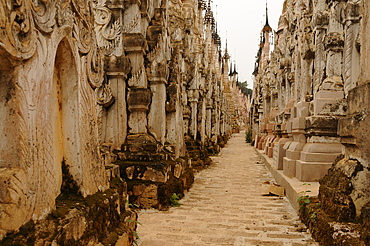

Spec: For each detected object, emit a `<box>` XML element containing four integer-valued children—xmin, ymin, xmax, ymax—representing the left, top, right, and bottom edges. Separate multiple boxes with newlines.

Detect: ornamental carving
<box><xmin>127</xmin><ymin>88</ymin><xmax>152</xmax><ymax>112</ymax></box>
<box><xmin>122</xmin><ymin>12</ymin><xmax>140</xmax><ymax>33</ymax></box>
<box><xmin>92</xmin><ymin>0</ymin><xmax>122</xmax><ymax>53</ymax></box>
<box><xmin>0</xmin><ymin>0</ymin><xmax>37</xmax><ymax>59</ymax></box>
<box><xmin>325</xmin><ymin>32</ymin><xmax>345</xmax><ymax>51</ymax></box>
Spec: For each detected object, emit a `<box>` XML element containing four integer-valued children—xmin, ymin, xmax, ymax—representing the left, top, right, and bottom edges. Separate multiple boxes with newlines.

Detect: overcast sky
<box><xmin>212</xmin><ymin>0</ymin><xmax>285</xmax><ymax>87</ymax></box>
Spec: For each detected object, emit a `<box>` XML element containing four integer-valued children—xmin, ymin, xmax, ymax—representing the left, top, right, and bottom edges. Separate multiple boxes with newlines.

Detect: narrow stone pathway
<box><xmin>137</xmin><ymin>132</ymin><xmax>317</xmax><ymax>246</ymax></box>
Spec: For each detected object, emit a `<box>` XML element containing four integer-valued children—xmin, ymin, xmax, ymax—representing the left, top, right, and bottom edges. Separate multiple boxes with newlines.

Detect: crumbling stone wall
<box><xmin>0</xmin><ymin>0</ymin><xmax>237</xmax><ymax>244</ymax></box>
<box><xmin>251</xmin><ymin>0</ymin><xmax>370</xmax><ymax>244</ymax></box>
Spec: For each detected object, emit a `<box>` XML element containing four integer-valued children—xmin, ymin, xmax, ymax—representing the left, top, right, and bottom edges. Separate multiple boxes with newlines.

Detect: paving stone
<box><xmin>137</xmin><ymin>132</ymin><xmax>317</xmax><ymax>245</ymax></box>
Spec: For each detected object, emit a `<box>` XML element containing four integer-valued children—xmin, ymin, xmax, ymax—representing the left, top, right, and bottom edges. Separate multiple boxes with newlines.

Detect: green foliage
<box><xmin>310</xmin><ymin>211</ymin><xmax>317</xmax><ymax>220</ymax></box>
<box><xmin>297</xmin><ymin>183</ymin><xmax>312</xmax><ymax>210</ymax></box>
<box><xmin>245</xmin><ymin>130</ymin><xmax>252</xmax><ymax>143</ymax></box>
<box><xmin>132</xmin><ymin>231</ymin><xmax>140</xmax><ymax>246</ymax></box>
<box><xmin>236</xmin><ymin>81</ymin><xmax>253</xmax><ymax>97</ymax></box>
<box><xmin>126</xmin><ymin>201</ymin><xmax>140</xmax><ymax>209</ymax></box>
<box><xmin>297</xmin><ymin>195</ymin><xmax>311</xmax><ymax>209</ymax></box>
<box><xmin>170</xmin><ymin>193</ymin><xmax>182</xmax><ymax>207</ymax></box>
<box><xmin>124</xmin><ymin>220</ymin><xmax>141</xmax><ymax>246</ymax></box>
<box><xmin>125</xmin><ymin>220</ymin><xmax>142</xmax><ymax>226</ymax></box>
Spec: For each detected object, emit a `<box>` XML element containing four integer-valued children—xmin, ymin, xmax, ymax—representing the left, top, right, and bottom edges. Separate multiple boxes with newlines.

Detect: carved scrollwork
<box><xmin>87</xmin><ymin>47</ymin><xmax>105</xmax><ymax>89</ymax></box>
<box><xmin>30</xmin><ymin>0</ymin><xmax>56</xmax><ymax>33</ymax></box>
<box><xmin>128</xmin><ymin>68</ymin><xmax>145</xmax><ymax>87</ymax></box>
<box><xmin>73</xmin><ymin>19</ymin><xmax>92</xmax><ymax>54</ymax></box>
<box><xmin>0</xmin><ymin>0</ymin><xmax>36</xmax><ymax>59</ymax></box>
<box><xmin>92</xmin><ymin>0</ymin><xmax>122</xmax><ymax>53</ymax></box>
<box><xmin>96</xmin><ymin>83</ymin><xmax>115</xmax><ymax>107</ymax></box>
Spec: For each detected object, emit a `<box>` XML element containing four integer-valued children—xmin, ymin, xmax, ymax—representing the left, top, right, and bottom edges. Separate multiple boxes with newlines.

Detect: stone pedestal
<box><xmin>273</xmin><ymin>137</ymin><xmax>290</xmax><ymax>170</ymax></box>
<box><xmin>296</xmin><ymin>143</ymin><xmax>342</xmax><ymax>181</ymax></box>
<box><xmin>264</xmin><ymin>123</ymin><xmax>275</xmax><ymax>155</ymax></box>
<box><xmin>254</xmin><ymin>135</ymin><xmax>261</xmax><ymax>148</ymax></box>
<box><xmin>267</xmin><ymin>136</ymin><xmax>277</xmax><ymax>158</ymax></box>
<box><xmin>283</xmin><ymin>102</ymin><xmax>309</xmax><ymax>178</ymax></box>
<box><xmin>313</xmin><ymin>89</ymin><xmax>344</xmax><ymax>115</ymax></box>
<box><xmin>258</xmin><ymin>135</ymin><xmax>267</xmax><ymax>150</ymax></box>
<box><xmin>295</xmin><ymin>115</ymin><xmax>342</xmax><ymax>181</ymax></box>
<box><xmin>283</xmin><ymin>140</ymin><xmax>305</xmax><ymax>178</ymax></box>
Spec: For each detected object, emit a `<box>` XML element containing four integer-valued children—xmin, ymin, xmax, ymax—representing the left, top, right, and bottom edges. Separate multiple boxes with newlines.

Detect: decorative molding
<box><xmin>0</xmin><ymin>0</ymin><xmax>37</xmax><ymax>59</ymax></box>
<box><xmin>93</xmin><ymin>0</ymin><xmax>122</xmax><ymax>53</ymax></box>
<box><xmin>96</xmin><ymin>83</ymin><xmax>115</xmax><ymax>107</ymax></box>
<box><xmin>122</xmin><ymin>12</ymin><xmax>140</xmax><ymax>33</ymax></box>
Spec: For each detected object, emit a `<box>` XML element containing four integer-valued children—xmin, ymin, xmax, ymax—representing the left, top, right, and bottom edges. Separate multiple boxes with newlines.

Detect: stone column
<box><xmin>123</xmin><ymin>1</ymin><xmax>151</xmax><ymax>140</ymax></box>
<box><xmin>148</xmin><ymin>76</ymin><xmax>166</xmax><ymax>143</ymax></box>
<box><xmin>146</xmin><ymin>8</ymin><xmax>169</xmax><ymax>145</ymax></box>
<box><xmin>102</xmin><ymin>55</ymin><xmax>130</xmax><ymax>150</ymax></box>
<box><xmin>296</xmin><ymin>1</ymin><xmax>344</xmax><ymax>182</ymax></box>
<box><xmin>336</xmin><ymin>0</ymin><xmax>370</xmax><ymax>215</ymax></box>
<box><xmin>343</xmin><ymin>2</ymin><xmax>360</xmax><ymax>94</ymax></box>
<box><xmin>189</xmin><ymin>89</ymin><xmax>199</xmax><ymax>139</ymax></box>
<box><xmin>283</xmin><ymin>102</ymin><xmax>308</xmax><ymax>178</ymax></box>
<box><xmin>206</xmin><ymin>97</ymin><xmax>213</xmax><ymax>140</ymax></box>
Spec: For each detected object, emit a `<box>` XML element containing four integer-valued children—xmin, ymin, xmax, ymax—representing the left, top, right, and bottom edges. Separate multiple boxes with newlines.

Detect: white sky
<box><xmin>212</xmin><ymin>0</ymin><xmax>285</xmax><ymax>87</ymax></box>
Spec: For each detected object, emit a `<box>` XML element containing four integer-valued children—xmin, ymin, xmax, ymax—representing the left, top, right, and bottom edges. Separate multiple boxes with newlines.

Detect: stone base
<box><xmin>115</xmin><ymin>133</ymin><xmax>195</xmax><ymax>210</ymax></box>
<box><xmin>257</xmin><ymin>135</ymin><xmax>267</xmax><ymax>150</ymax></box>
<box><xmin>296</xmin><ymin>143</ymin><xmax>342</xmax><ymax>181</ymax></box>
<box><xmin>129</xmin><ymin>169</ymin><xmax>194</xmax><ymax>210</ymax></box>
<box><xmin>117</xmin><ymin>159</ymin><xmax>194</xmax><ymax>210</ymax></box>
<box><xmin>273</xmin><ymin>138</ymin><xmax>290</xmax><ymax>170</ymax></box>
<box><xmin>300</xmin><ymin>151</ymin><xmax>340</xmax><ymax>162</ymax></box>
<box><xmin>0</xmin><ymin>179</ymin><xmax>137</xmax><ymax>246</ymax></box>
<box><xmin>283</xmin><ymin>157</ymin><xmax>296</xmax><ymax>178</ymax></box>
<box><xmin>296</xmin><ymin>160</ymin><xmax>333</xmax><ymax>182</ymax></box>
<box><xmin>185</xmin><ymin>136</ymin><xmax>214</xmax><ymax>171</ymax></box>
<box><xmin>267</xmin><ymin>146</ymin><xmax>274</xmax><ymax>158</ymax></box>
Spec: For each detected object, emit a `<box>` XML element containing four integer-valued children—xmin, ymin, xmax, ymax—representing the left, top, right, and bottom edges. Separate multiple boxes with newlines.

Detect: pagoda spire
<box><xmin>224</xmin><ymin>39</ymin><xmax>230</xmax><ymax>59</ymax></box>
<box><xmin>265</xmin><ymin>0</ymin><xmax>270</xmax><ymax>27</ymax></box>
<box><xmin>233</xmin><ymin>62</ymin><xmax>238</xmax><ymax>75</ymax></box>
<box><xmin>229</xmin><ymin>61</ymin><xmax>233</xmax><ymax>77</ymax></box>
<box><xmin>262</xmin><ymin>0</ymin><xmax>272</xmax><ymax>32</ymax></box>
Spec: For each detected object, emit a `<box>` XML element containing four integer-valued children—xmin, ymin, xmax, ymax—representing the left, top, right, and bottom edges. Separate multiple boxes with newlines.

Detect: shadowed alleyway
<box><xmin>137</xmin><ymin>132</ymin><xmax>317</xmax><ymax>246</ymax></box>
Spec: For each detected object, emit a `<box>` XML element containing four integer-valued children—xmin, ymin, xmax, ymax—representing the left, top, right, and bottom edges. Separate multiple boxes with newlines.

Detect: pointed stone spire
<box><xmin>224</xmin><ymin>39</ymin><xmax>230</xmax><ymax>60</ymax></box>
<box><xmin>262</xmin><ymin>1</ymin><xmax>272</xmax><ymax>32</ymax></box>
<box><xmin>229</xmin><ymin>61</ymin><xmax>233</xmax><ymax>77</ymax></box>
<box><xmin>265</xmin><ymin>0</ymin><xmax>270</xmax><ymax>27</ymax></box>
<box><xmin>233</xmin><ymin>61</ymin><xmax>238</xmax><ymax>75</ymax></box>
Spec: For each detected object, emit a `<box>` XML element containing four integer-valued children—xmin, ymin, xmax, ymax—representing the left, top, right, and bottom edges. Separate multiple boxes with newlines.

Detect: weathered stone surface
<box><xmin>319</xmin><ymin>166</ymin><xmax>356</xmax><ymax>221</ymax></box>
<box><xmin>0</xmin><ymin>178</ymin><xmax>137</xmax><ymax>246</ymax></box>
<box><xmin>250</xmin><ymin>0</ymin><xmax>370</xmax><ymax>244</ymax></box>
<box><xmin>0</xmin><ymin>0</ymin><xmax>239</xmax><ymax>243</ymax></box>
<box><xmin>360</xmin><ymin>202</ymin><xmax>370</xmax><ymax>243</ymax></box>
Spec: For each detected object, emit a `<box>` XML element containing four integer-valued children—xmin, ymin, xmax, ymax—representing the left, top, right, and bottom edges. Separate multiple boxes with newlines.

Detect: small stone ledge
<box><xmin>255</xmin><ymin>148</ymin><xmax>319</xmax><ymax>212</ymax></box>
